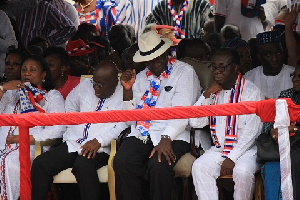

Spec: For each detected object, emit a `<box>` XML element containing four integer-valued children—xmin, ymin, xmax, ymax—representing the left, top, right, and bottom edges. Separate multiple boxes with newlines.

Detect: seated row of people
<box><xmin>0</xmin><ymin>27</ymin><xmax>298</xmax><ymax>200</ymax></box>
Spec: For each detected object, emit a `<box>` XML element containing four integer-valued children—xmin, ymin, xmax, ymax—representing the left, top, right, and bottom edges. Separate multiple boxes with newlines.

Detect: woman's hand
<box><xmin>3</xmin><ymin>80</ymin><xmax>25</xmax><ymax>91</ymax></box>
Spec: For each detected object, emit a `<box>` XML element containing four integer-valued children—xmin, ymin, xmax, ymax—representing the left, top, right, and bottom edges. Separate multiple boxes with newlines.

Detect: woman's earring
<box><xmin>42</xmin><ymin>79</ymin><xmax>45</xmax><ymax>83</ymax></box>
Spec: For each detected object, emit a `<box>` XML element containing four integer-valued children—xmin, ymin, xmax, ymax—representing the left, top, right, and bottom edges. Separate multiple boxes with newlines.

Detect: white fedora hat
<box><xmin>133</xmin><ymin>30</ymin><xmax>173</xmax><ymax>63</ymax></box>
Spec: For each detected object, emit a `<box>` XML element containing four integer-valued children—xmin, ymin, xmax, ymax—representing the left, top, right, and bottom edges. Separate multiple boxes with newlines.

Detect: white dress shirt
<box><xmin>0</xmin><ymin>89</ymin><xmax>66</xmax><ymax>147</ymax></box>
<box><xmin>64</xmin><ymin>78</ymin><xmax>128</xmax><ymax>154</ymax></box>
<box><xmin>189</xmin><ymin>78</ymin><xmax>264</xmax><ymax>162</ymax></box>
<box><xmin>123</xmin><ymin>60</ymin><xmax>201</xmax><ymax>146</ymax></box>
<box><xmin>245</xmin><ymin>64</ymin><xmax>294</xmax><ymax>99</ymax></box>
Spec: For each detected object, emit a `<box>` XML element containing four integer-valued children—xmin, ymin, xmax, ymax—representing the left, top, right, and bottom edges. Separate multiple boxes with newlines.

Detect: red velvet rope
<box><xmin>12</xmin><ymin>98</ymin><xmax>300</xmax><ymax>199</ymax></box>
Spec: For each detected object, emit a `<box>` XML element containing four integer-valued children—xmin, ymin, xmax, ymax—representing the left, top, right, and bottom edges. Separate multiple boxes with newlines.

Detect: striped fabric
<box><xmin>116</xmin><ymin>0</ymin><xmax>162</xmax><ymax>36</ymax></box>
<box><xmin>145</xmin><ymin>0</ymin><xmax>213</xmax><ymax>39</ymax></box>
<box><xmin>76</xmin><ymin>0</ymin><xmax>118</xmax><ymax>37</ymax></box>
<box><xmin>16</xmin><ymin>1</ymin><xmax>76</xmax><ymax>47</ymax></box>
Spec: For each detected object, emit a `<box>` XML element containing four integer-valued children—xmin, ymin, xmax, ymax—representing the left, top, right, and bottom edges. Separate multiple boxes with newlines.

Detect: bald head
<box><xmin>92</xmin><ymin>60</ymin><xmax>119</xmax><ymax>99</ymax></box>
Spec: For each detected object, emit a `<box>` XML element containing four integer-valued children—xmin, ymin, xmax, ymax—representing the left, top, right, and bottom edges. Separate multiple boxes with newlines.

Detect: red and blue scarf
<box><xmin>136</xmin><ymin>57</ymin><xmax>175</xmax><ymax>143</ymax></box>
<box><xmin>210</xmin><ymin>74</ymin><xmax>245</xmax><ymax>158</ymax></box>
<box><xmin>19</xmin><ymin>82</ymin><xmax>46</xmax><ymax>114</ymax></box>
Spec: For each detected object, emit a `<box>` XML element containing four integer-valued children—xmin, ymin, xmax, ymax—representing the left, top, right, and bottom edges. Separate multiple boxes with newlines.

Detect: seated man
<box><xmin>245</xmin><ymin>31</ymin><xmax>294</xmax><ymax>99</ymax></box>
<box><xmin>31</xmin><ymin>60</ymin><xmax>128</xmax><ymax>200</ymax></box>
<box><xmin>190</xmin><ymin>48</ymin><xmax>264</xmax><ymax>200</ymax></box>
<box><xmin>113</xmin><ymin>30</ymin><xmax>201</xmax><ymax>200</ymax></box>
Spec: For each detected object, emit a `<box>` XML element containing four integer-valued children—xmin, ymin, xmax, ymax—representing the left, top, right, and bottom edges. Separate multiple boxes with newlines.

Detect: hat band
<box><xmin>140</xmin><ymin>40</ymin><xmax>165</xmax><ymax>56</ymax></box>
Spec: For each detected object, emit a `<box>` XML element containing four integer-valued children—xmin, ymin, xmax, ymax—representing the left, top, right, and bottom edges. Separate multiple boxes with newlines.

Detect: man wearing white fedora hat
<box><xmin>113</xmin><ymin>30</ymin><xmax>201</xmax><ymax>200</ymax></box>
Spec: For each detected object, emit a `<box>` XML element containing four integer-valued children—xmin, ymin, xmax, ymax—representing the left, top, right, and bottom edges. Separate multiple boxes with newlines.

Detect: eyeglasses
<box><xmin>208</xmin><ymin>62</ymin><xmax>233</xmax><ymax>72</ymax></box>
<box><xmin>90</xmin><ymin>79</ymin><xmax>103</xmax><ymax>88</ymax></box>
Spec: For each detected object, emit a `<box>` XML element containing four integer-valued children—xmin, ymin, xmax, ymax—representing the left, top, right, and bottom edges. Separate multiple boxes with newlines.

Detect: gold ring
<box><xmin>294</xmin><ymin>127</ymin><xmax>298</xmax><ymax>132</ymax></box>
<box><xmin>17</xmin><ymin>84</ymin><xmax>21</xmax><ymax>88</ymax></box>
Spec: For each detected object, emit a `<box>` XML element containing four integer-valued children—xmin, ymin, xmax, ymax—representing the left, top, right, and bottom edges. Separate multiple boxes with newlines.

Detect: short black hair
<box><xmin>23</xmin><ymin>55</ymin><xmax>54</xmax><ymax>91</ymax></box>
<box><xmin>6</xmin><ymin>48</ymin><xmax>28</xmax><ymax>62</ymax></box>
<box><xmin>43</xmin><ymin>46</ymin><xmax>70</xmax><ymax>68</ymax></box>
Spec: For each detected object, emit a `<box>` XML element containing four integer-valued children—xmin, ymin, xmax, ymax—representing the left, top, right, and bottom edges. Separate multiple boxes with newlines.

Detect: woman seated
<box><xmin>0</xmin><ymin>55</ymin><xmax>66</xmax><ymax>200</ymax></box>
<box><xmin>262</xmin><ymin>60</ymin><xmax>300</xmax><ymax>200</ymax></box>
<box><xmin>44</xmin><ymin>46</ymin><xmax>80</xmax><ymax>99</ymax></box>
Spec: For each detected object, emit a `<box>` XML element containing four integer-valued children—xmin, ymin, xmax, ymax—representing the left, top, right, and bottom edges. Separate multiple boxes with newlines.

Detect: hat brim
<box><xmin>133</xmin><ymin>38</ymin><xmax>173</xmax><ymax>63</ymax></box>
<box><xmin>69</xmin><ymin>49</ymin><xmax>94</xmax><ymax>57</ymax></box>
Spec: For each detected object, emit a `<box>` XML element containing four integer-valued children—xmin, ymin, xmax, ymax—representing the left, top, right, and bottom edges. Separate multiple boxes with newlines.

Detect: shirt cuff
<box><xmin>227</xmin><ymin>149</ymin><xmax>241</xmax><ymax>163</ymax></box>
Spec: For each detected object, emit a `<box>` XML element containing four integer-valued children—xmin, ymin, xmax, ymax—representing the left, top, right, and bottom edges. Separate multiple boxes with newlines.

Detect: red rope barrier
<box><xmin>10</xmin><ymin>98</ymin><xmax>300</xmax><ymax>199</ymax></box>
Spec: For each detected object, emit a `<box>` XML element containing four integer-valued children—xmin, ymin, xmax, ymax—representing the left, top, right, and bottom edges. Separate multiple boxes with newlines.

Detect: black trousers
<box><xmin>291</xmin><ymin>150</ymin><xmax>300</xmax><ymax>200</ymax></box>
<box><xmin>113</xmin><ymin>136</ymin><xmax>190</xmax><ymax>200</ymax></box>
<box><xmin>31</xmin><ymin>142</ymin><xmax>109</xmax><ymax>200</ymax></box>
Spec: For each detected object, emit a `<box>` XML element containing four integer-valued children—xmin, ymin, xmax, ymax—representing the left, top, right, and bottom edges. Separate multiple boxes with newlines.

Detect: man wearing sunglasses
<box><xmin>190</xmin><ymin>48</ymin><xmax>264</xmax><ymax>200</ymax></box>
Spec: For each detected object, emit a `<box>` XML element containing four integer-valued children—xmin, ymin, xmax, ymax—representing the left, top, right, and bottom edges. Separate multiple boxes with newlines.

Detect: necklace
<box><xmin>167</xmin><ymin>0</ymin><xmax>188</xmax><ymax>39</ymax></box>
<box><xmin>79</xmin><ymin>0</ymin><xmax>95</xmax><ymax>12</ymax></box>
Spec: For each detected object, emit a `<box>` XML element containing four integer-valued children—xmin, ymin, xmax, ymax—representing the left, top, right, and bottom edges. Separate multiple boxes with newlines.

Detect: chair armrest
<box><xmin>190</xmin><ymin>128</ymin><xmax>201</xmax><ymax>158</ymax></box>
<box><xmin>34</xmin><ymin>138</ymin><xmax>62</xmax><ymax>159</ymax></box>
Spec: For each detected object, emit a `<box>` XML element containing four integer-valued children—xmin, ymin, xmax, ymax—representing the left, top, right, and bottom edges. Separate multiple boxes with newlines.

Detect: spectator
<box><xmin>16</xmin><ymin>0</ymin><xmax>76</xmax><ymax>47</ymax></box>
<box><xmin>261</xmin><ymin>60</ymin><xmax>300</xmax><ymax>200</ymax></box>
<box><xmin>3</xmin><ymin>48</ymin><xmax>27</xmax><ymax>82</ymax></box>
<box><xmin>44</xmin><ymin>46</ymin><xmax>80</xmax><ymax>99</ymax></box>
<box><xmin>224</xmin><ymin>37</ymin><xmax>253</xmax><ymax>74</ymax></box>
<box><xmin>145</xmin><ymin>0</ymin><xmax>213</xmax><ymax>39</ymax></box>
<box><xmin>201</xmin><ymin>18</ymin><xmax>215</xmax><ymax>39</ymax></box>
<box><xmin>66</xmin><ymin>39</ymin><xmax>95</xmax><ymax>76</ymax></box>
<box><xmin>31</xmin><ymin>60</ymin><xmax>127</xmax><ymax>200</ymax></box>
<box><xmin>245</xmin><ymin>31</ymin><xmax>294</xmax><ymax>98</ymax></box>
<box><xmin>190</xmin><ymin>48</ymin><xmax>264</xmax><ymax>200</ymax></box>
<box><xmin>214</xmin><ymin>0</ymin><xmax>266</xmax><ymax>41</ymax></box>
<box><xmin>220</xmin><ymin>24</ymin><xmax>241</xmax><ymax>42</ymax></box>
<box><xmin>0</xmin><ymin>55</ymin><xmax>65</xmax><ymax>200</ymax></box>
<box><xmin>113</xmin><ymin>30</ymin><xmax>201</xmax><ymax>200</ymax></box>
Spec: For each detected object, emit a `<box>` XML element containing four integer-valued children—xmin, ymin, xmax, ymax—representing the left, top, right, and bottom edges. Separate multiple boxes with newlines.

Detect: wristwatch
<box><xmin>161</xmin><ymin>135</ymin><xmax>171</xmax><ymax>139</ymax></box>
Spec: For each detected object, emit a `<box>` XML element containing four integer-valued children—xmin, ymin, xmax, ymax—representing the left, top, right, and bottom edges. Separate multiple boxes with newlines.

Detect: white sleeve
<box><xmin>0</xmin><ymin>11</ymin><xmax>18</xmax><ymax>53</ymax></box>
<box><xmin>160</xmin><ymin>67</ymin><xmax>201</xmax><ymax>140</ymax></box>
<box><xmin>189</xmin><ymin>93</ymin><xmax>213</xmax><ymax>128</ymax></box>
<box><xmin>31</xmin><ymin>90</ymin><xmax>66</xmax><ymax>141</ymax></box>
<box><xmin>213</xmin><ymin>0</ymin><xmax>227</xmax><ymax>17</ymax></box>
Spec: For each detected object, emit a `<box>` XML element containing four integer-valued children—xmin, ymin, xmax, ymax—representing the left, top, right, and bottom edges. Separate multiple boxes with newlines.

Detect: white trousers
<box><xmin>192</xmin><ymin>146</ymin><xmax>259</xmax><ymax>200</ymax></box>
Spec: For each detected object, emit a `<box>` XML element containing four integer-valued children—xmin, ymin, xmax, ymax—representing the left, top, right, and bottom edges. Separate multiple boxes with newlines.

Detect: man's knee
<box><xmin>72</xmin><ymin>156</ymin><xmax>94</xmax><ymax>174</ymax></box>
<box><xmin>148</xmin><ymin>153</ymin><xmax>172</xmax><ymax>174</ymax></box>
<box><xmin>32</xmin><ymin>154</ymin><xmax>47</xmax><ymax>171</ymax></box>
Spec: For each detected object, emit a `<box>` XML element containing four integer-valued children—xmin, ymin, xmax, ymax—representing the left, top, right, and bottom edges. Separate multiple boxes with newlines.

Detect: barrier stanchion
<box><xmin>19</xmin><ymin>126</ymin><xmax>31</xmax><ymax>200</ymax></box>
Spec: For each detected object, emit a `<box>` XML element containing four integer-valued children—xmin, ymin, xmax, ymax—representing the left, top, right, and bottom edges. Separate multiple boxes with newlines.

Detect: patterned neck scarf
<box><xmin>136</xmin><ymin>57</ymin><xmax>176</xmax><ymax>143</ymax></box>
<box><xmin>167</xmin><ymin>0</ymin><xmax>188</xmax><ymax>39</ymax></box>
<box><xmin>210</xmin><ymin>74</ymin><xmax>246</xmax><ymax>158</ymax></box>
<box><xmin>19</xmin><ymin>82</ymin><xmax>46</xmax><ymax>114</ymax></box>
<box><xmin>76</xmin><ymin>98</ymin><xmax>106</xmax><ymax>144</ymax></box>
